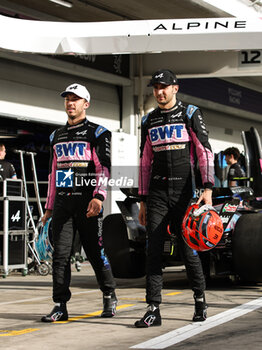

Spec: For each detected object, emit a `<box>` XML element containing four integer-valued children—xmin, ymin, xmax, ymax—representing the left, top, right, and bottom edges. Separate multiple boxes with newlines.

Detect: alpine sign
<box><xmin>0</xmin><ymin>15</ymin><xmax>262</xmax><ymax>55</ymax></box>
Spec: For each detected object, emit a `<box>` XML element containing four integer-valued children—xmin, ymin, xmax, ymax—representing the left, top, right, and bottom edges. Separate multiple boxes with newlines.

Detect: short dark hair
<box><xmin>223</xmin><ymin>147</ymin><xmax>241</xmax><ymax>160</ymax></box>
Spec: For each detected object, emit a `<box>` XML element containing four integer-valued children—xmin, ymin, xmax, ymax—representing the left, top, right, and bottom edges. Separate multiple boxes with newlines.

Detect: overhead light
<box><xmin>0</xmin><ymin>135</ymin><xmax>17</xmax><ymax>139</ymax></box>
<box><xmin>0</xmin><ymin>129</ymin><xmax>17</xmax><ymax>138</ymax></box>
<box><xmin>49</xmin><ymin>0</ymin><xmax>73</xmax><ymax>8</ymax></box>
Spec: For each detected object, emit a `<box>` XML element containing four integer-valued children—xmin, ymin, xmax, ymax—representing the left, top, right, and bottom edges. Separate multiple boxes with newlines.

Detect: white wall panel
<box><xmin>201</xmin><ymin>107</ymin><xmax>262</xmax><ymax>153</ymax></box>
<box><xmin>0</xmin><ymin>58</ymin><xmax>120</xmax><ymax>131</ymax></box>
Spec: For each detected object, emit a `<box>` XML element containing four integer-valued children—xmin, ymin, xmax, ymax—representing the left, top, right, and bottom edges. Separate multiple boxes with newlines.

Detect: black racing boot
<box><xmin>134</xmin><ymin>304</ymin><xmax>162</xmax><ymax>328</ymax></box>
<box><xmin>41</xmin><ymin>303</ymin><xmax>68</xmax><ymax>322</ymax></box>
<box><xmin>101</xmin><ymin>291</ymin><xmax>117</xmax><ymax>318</ymax></box>
<box><xmin>192</xmin><ymin>294</ymin><xmax>207</xmax><ymax>322</ymax></box>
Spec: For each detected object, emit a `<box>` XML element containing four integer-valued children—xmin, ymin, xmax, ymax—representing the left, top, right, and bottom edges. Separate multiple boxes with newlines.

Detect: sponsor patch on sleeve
<box><xmin>95</xmin><ymin>126</ymin><xmax>107</xmax><ymax>138</ymax></box>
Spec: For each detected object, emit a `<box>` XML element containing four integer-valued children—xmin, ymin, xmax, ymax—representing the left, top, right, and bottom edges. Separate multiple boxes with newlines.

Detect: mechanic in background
<box><xmin>224</xmin><ymin>147</ymin><xmax>246</xmax><ymax>187</ymax></box>
<box><xmin>0</xmin><ymin>143</ymin><xmax>17</xmax><ymax>180</ymax></box>
<box><xmin>135</xmin><ymin>69</ymin><xmax>214</xmax><ymax>328</ymax></box>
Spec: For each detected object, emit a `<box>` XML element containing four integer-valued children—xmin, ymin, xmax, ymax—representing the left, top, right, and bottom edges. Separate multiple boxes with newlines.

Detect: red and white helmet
<box><xmin>181</xmin><ymin>203</ymin><xmax>223</xmax><ymax>251</ymax></box>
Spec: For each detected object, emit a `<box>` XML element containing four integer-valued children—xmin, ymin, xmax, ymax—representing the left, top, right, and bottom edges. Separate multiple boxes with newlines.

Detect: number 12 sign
<box><xmin>239</xmin><ymin>50</ymin><xmax>262</xmax><ymax>67</ymax></box>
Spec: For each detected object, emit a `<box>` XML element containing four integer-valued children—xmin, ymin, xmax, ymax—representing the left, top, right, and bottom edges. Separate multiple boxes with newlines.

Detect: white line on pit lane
<box><xmin>131</xmin><ymin>297</ymin><xmax>262</xmax><ymax>349</ymax></box>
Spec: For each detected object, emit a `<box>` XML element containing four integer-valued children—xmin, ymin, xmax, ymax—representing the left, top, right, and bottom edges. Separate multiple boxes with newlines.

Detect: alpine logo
<box><xmin>11</xmin><ymin>210</ymin><xmax>21</xmax><ymax>222</ymax></box>
<box><xmin>170</xmin><ymin>111</ymin><xmax>182</xmax><ymax>120</ymax></box>
<box><xmin>69</xmin><ymin>85</ymin><xmax>78</xmax><ymax>90</ymax></box>
<box><xmin>76</xmin><ymin>130</ymin><xmax>87</xmax><ymax>136</ymax></box>
<box><xmin>153</xmin><ymin>20</ymin><xmax>247</xmax><ymax>32</ymax></box>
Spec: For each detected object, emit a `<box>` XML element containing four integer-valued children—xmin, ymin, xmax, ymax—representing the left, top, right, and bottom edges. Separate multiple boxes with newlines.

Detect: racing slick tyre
<box><xmin>232</xmin><ymin>213</ymin><xmax>262</xmax><ymax>282</ymax></box>
<box><xmin>103</xmin><ymin>214</ymin><xmax>146</xmax><ymax>278</ymax></box>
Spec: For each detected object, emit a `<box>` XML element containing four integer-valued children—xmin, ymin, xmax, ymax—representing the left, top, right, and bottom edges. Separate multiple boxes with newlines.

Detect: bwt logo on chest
<box><xmin>149</xmin><ymin>124</ymin><xmax>187</xmax><ymax>142</ymax></box>
<box><xmin>55</xmin><ymin>142</ymin><xmax>87</xmax><ymax>157</ymax></box>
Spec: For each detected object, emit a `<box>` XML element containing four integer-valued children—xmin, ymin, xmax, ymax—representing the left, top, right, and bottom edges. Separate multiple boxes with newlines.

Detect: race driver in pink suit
<box><xmin>135</xmin><ymin>70</ymin><xmax>214</xmax><ymax>328</ymax></box>
<box><xmin>41</xmin><ymin>83</ymin><xmax>117</xmax><ymax>322</ymax></box>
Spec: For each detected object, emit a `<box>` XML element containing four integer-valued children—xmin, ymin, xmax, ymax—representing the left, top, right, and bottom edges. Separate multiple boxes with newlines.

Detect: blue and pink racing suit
<box><xmin>45</xmin><ymin>118</ymin><xmax>115</xmax><ymax>303</ymax></box>
<box><xmin>139</xmin><ymin>100</ymin><xmax>214</xmax><ymax>305</ymax></box>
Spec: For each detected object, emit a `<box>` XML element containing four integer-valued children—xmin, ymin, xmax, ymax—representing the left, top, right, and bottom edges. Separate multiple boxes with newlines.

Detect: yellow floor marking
<box><xmin>164</xmin><ymin>292</ymin><xmax>182</xmax><ymax>296</ymax></box>
<box><xmin>0</xmin><ymin>328</ymin><xmax>39</xmax><ymax>337</ymax></box>
<box><xmin>55</xmin><ymin>303</ymin><xmax>135</xmax><ymax>324</ymax></box>
<box><xmin>56</xmin><ymin>293</ymin><xmax>182</xmax><ymax>323</ymax></box>
<box><xmin>0</xmin><ymin>293</ymin><xmax>182</xmax><ymax>335</ymax></box>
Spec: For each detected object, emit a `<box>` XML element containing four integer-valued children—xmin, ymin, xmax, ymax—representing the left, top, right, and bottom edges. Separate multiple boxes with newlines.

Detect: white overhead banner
<box><xmin>0</xmin><ymin>15</ymin><xmax>262</xmax><ymax>55</ymax></box>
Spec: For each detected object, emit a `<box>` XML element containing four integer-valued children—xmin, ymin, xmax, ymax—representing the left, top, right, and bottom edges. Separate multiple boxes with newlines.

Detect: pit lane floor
<box><xmin>0</xmin><ymin>262</ymin><xmax>262</xmax><ymax>350</ymax></box>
